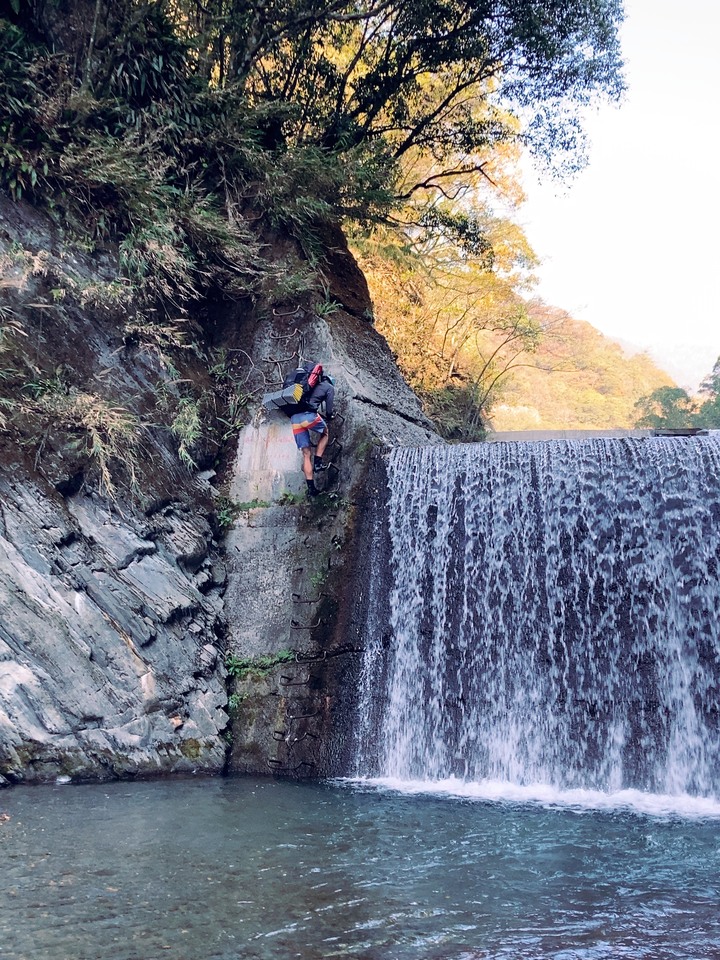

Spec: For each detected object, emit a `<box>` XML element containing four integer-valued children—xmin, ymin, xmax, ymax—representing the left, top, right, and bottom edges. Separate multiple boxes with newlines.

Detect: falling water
<box><xmin>354</xmin><ymin>436</ymin><xmax>720</xmax><ymax>801</ymax></box>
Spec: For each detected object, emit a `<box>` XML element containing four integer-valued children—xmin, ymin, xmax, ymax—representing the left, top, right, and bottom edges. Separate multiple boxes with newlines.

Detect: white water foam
<box><xmin>353</xmin><ymin>437</ymin><xmax>720</xmax><ymax>803</ymax></box>
<box><xmin>340</xmin><ymin>776</ymin><xmax>720</xmax><ymax>820</ymax></box>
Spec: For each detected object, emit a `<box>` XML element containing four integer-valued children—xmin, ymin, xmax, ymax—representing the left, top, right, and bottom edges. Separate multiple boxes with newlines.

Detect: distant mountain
<box><xmin>648</xmin><ymin>343</ymin><xmax>719</xmax><ymax>394</ymax></box>
<box><xmin>610</xmin><ymin>336</ymin><xmax>718</xmax><ymax>394</ymax></box>
<box><xmin>489</xmin><ymin>303</ymin><xmax>675</xmax><ymax>431</ymax></box>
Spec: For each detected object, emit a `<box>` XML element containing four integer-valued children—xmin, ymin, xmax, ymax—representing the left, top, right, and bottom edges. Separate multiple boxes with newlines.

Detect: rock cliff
<box><xmin>0</xmin><ymin>199</ymin><xmax>440</xmax><ymax>785</ymax></box>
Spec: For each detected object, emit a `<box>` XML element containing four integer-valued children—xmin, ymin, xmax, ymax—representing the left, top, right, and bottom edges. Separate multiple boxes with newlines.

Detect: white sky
<box><xmin>518</xmin><ymin>0</ymin><xmax>720</xmax><ymax>391</ymax></box>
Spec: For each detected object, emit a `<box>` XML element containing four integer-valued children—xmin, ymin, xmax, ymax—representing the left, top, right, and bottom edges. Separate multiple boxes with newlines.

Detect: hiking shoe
<box><xmin>313</xmin><ymin>462</ymin><xmax>329</xmax><ymax>473</ymax></box>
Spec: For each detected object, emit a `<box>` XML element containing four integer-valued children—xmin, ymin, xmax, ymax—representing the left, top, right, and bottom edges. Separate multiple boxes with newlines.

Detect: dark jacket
<box><xmin>307</xmin><ymin>378</ymin><xmax>335</xmax><ymax>418</ymax></box>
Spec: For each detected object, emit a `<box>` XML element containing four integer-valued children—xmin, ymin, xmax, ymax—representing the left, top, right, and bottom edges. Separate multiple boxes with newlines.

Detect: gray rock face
<box><xmin>0</xmin><ymin>194</ymin><xmax>234</xmax><ymax>784</ymax></box>
<box><xmin>223</xmin><ymin>308</ymin><xmax>442</xmax><ymax>777</ymax></box>
<box><xmin>0</xmin><ymin>474</ymin><xmax>228</xmax><ymax>783</ymax></box>
<box><xmin>0</xmin><ymin>196</ymin><xmax>441</xmax><ymax>785</ymax></box>
<box><xmin>225</xmin><ymin>311</ymin><xmax>439</xmax><ymax>655</ymax></box>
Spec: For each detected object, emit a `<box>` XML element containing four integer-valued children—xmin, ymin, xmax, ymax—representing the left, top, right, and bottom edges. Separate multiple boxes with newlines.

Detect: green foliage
<box><xmin>309</xmin><ymin>569</ymin><xmax>328</xmax><ymax>590</ymax></box>
<box><xmin>0</xmin><ymin>21</ymin><xmax>51</xmax><ymax>202</ymax></box>
<box><xmin>0</xmin><ymin>16</ymin><xmax>264</xmax><ymax>313</ymax></box>
<box><xmin>225</xmin><ymin>649</ymin><xmax>295</xmax><ymax>680</ymax></box>
<box><xmin>634</xmin><ymin>386</ymin><xmax>698</xmax><ymax>430</ymax></box>
<box><xmin>206</xmin><ymin>348</ymin><xmax>254</xmax><ymax>440</ymax></box>
<box><xmin>419</xmin><ymin>208</ymin><xmax>495</xmax><ymax>266</ymax></box>
<box><xmin>215</xmin><ymin>497</ymin><xmax>240</xmax><ymax>530</ymax></box>
<box><xmin>100</xmin><ymin>5</ymin><xmax>199</xmax><ymax>131</ymax></box>
<box><xmin>214</xmin><ymin>0</ymin><xmax>624</xmax><ymax>172</ymax></box>
<box><xmin>21</xmin><ymin>371</ymin><xmax>142</xmax><ymax>495</ymax></box>
<box><xmin>0</xmin><ymin>310</ymin><xmax>25</xmax><ymax>429</ymax></box>
<box><xmin>51</xmin><ymin>134</ymin><xmax>262</xmax><ymax>308</ymax></box>
<box><xmin>4</xmin><ymin>0</ymin><xmax>624</xmax><ymax>246</ymax></box>
<box><xmin>212</xmin><ymin>395</ymin><xmax>247</xmax><ymax>442</ymax></box>
<box><xmin>699</xmin><ymin>359</ymin><xmax>720</xmax><ymax>399</ymax></box>
<box><xmin>423</xmin><ymin>383</ymin><xmax>488</xmax><ymax>442</ymax></box>
<box><xmin>327</xmin><ymin>492</ymin><xmax>351</xmax><ymax>511</ymax></box>
<box><xmin>277</xmin><ymin>490</ymin><xmax>306</xmax><ymax>506</ymax></box>
<box><xmin>263</xmin><ymin>257</ymin><xmax>318</xmax><ymax>305</ymax></box>
<box><xmin>633</xmin><ymin>357</ymin><xmax>720</xmax><ymax>431</ymax></box>
<box><xmin>1</xmin><ymin>1</ymin><xmax>626</xmax><ymax>464</ymax></box>
<box><xmin>206</xmin><ymin>348</ymin><xmax>231</xmax><ymax>382</ymax></box>
<box><xmin>315</xmin><ymin>297</ymin><xmax>342</xmax><ymax>318</ymax></box>
<box><xmin>170</xmin><ymin>396</ymin><xmax>201</xmax><ymax>469</ymax></box>
<box><xmin>227</xmin><ymin>692</ymin><xmax>244</xmax><ymax>713</ymax></box>
<box><xmin>215</xmin><ymin>496</ymin><xmax>271</xmax><ymax>531</ymax></box>
<box><xmin>696</xmin><ymin>358</ymin><xmax>720</xmax><ymax>428</ymax></box>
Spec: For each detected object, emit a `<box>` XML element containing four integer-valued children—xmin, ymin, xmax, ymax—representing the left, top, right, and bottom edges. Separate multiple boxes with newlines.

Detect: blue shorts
<box><xmin>291</xmin><ymin>412</ymin><xmax>326</xmax><ymax>449</ymax></box>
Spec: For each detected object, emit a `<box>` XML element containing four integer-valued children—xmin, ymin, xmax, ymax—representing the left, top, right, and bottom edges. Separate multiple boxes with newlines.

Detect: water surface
<box><xmin>2</xmin><ymin>777</ymin><xmax>719</xmax><ymax>959</ymax></box>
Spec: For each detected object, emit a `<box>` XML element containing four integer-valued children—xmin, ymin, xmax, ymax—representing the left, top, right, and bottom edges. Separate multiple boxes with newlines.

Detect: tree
<box><xmin>634</xmin><ymin>358</ymin><xmax>720</xmax><ymax>431</ymax></box>
<box><xmin>7</xmin><ymin>0</ymin><xmax>624</xmax><ymax>186</ymax></box>
<box><xmin>493</xmin><ymin>308</ymin><xmax>675</xmax><ymax>431</ymax></box>
<box><xmin>197</xmin><ymin>0</ymin><xmax>626</xmax><ymax>193</ymax></box>
<box><xmin>2</xmin><ymin>0</ymin><xmax>626</xmax><ymax>401</ymax></box>
<box><xmin>634</xmin><ymin>386</ymin><xmax>698</xmax><ymax>430</ymax></box>
<box><xmin>353</xmin><ymin>184</ymin><xmax>545</xmax><ymax>438</ymax></box>
<box><xmin>696</xmin><ymin>357</ymin><xmax>720</xmax><ymax>428</ymax></box>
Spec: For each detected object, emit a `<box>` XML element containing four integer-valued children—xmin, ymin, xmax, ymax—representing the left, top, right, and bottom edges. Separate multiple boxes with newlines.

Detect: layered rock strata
<box><xmin>0</xmin><ymin>200</ymin><xmax>439</xmax><ymax>785</ymax></box>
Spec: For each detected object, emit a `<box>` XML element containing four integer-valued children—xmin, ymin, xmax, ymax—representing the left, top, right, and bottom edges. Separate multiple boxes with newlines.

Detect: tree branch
<box><xmin>397</xmin><ymin>163</ymin><xmax>497</xmax><ymax>200</ymax></box>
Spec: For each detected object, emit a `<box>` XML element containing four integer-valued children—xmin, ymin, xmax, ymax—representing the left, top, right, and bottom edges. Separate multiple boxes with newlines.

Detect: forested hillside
<box><xmin>488</xmin><ymin>305</ymin><xmax>674</xmax><ymax>431</ymax></box>
<box><xmin>0</xmin><ymin>0</ymin><xmax>626</xmax><ymax>454</ymax></box>
<box><xmin>355</xmin><ymin>244</ymin><xmax>676</xmax><ymax>435</ymax></box>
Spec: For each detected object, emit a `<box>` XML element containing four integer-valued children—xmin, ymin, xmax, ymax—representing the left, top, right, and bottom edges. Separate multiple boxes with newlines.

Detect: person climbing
<box><xmin>286</xmin><ymin>361</ymin><xmax>335</xmax><ymax>497</ymax></box>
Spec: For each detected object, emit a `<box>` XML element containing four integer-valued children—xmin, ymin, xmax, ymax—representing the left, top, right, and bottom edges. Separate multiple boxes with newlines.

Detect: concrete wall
<box><xmin>487</xmin><ymin>429</ymin><xmax>654</xmax><ymax>442</ymax></box>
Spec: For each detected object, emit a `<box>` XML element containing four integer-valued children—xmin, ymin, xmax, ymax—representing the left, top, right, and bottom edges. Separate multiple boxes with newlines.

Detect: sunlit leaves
<box><xmin>353</xmin><ymin>181</ymin><xmax>544</xmax><ymax>435</ymax></box>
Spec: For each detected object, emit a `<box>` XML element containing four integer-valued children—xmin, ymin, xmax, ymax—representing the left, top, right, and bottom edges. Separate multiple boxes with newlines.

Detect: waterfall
<box><xmin>354</xmin><ymin>436</ymin><xmax>720</xmax><ymax>799</ymax></box>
